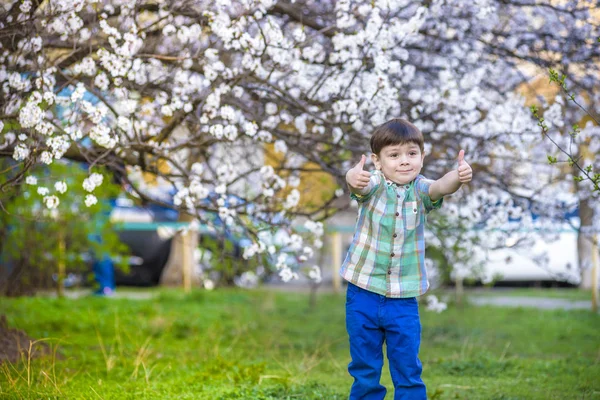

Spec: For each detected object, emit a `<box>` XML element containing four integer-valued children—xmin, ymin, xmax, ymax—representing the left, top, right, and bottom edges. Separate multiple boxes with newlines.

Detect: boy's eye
<box><xmin>409</xmin><ymin>152</ymin><xmax>417</xmax><ymax>156</ymax></box>
<box><xmin>389</xmin><ymin>153</ymin><xmax>398</xmax><ymax>158</ymax></box>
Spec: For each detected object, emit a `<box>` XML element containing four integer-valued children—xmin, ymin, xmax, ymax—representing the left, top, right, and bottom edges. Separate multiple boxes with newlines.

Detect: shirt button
<box><xmin>391</xmin><ymin>252</ymin><xmax>395</xmax><ymax>257</ymax></box>
<box><xmin>395</xmin><ymin>212</ymin><xmax>399</xmax><ymax>216</ymax></box>
<box><xmin>393</xmin><ymin>233</ymin><xmax>397</xmax><ymax>238</ymax></box>
<box><xmin>388</xmin><ymin>270</ymin><xmax>392</xmax><ymax>275</ymax></box>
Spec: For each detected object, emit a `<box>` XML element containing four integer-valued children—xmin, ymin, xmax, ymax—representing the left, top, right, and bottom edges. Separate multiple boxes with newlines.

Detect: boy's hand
<box><xmin>457</xmin><ymin>149</ymin><xmax>472</xmax><ymax>183</ymax></box>
<box><xmin>430</xmin><ymin>149</ymin><xmax>473</xmax><ymax>200</ymax></box>
<box><xmin>346</xmin><ymin>155</ymin><xmax>371</xmax><ymax>190</ymax></box>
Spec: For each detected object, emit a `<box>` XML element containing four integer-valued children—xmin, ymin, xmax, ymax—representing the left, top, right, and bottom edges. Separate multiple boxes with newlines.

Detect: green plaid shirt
<box><xmin>340</xmin><ymin>171</ymin><xmax>442</xmax><ymax>298</ymax></box>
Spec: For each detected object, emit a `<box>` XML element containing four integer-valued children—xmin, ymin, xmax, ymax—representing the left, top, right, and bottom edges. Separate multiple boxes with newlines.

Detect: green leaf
<box><xmin>548</xmin><ymin>68</ymin><xmax>558</xmax><ymax>83</ymax></box>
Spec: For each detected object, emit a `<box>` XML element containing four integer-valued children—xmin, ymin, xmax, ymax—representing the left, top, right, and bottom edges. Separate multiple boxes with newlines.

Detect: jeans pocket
<box><xmin>346</xmin><ymin>283</ymin><xmax>360</xmax><ymax>304</ymax></box>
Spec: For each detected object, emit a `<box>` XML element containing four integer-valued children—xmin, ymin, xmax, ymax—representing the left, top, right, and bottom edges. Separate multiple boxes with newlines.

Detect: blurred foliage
<box><xmin>0</xmin><ymin>159</ymin><xmax>130</xmax><ymax>296</ymax></box>
<box><xmin>428</xmin><ymin>213</ymin><xmax>487</xmax><ymax>286</ymax></box>
<box><xmin>197</xmin><ymin>231</ymin><xmax>270</xmax><ymax>287</ymax></box>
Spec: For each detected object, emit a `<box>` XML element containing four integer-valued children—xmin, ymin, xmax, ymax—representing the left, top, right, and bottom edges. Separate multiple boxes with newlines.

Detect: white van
<box><xmin>483</xmin><ymin>227</ymin><xmax>580</xmax><ymax>285</ymax></box>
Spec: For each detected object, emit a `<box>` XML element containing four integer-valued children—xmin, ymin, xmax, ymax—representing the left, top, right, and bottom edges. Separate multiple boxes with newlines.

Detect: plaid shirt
<box><xmin>340</xmin><ymin>170</ymin><xmax>442</xmax><ymax>298</ymax></box>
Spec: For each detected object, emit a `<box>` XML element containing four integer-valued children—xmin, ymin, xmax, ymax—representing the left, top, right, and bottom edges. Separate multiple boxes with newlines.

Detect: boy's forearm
<box><xmin>429</xmin><ymin>170</ymin><xmax>461</xmax><ymax>201</ymax></box>
<box><xmin>348</xmin><ymin>185</ymin><xmax>369</xmax><ymax>196</ymax></box>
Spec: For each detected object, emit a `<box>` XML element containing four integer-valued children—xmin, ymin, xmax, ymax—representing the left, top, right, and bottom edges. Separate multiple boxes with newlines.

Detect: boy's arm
<box><xmin>346</xmin><ymin>155</ymin><xmax>373</xmax><ymax>195</ymax></box>
<box><xmin>429</xmin><ymin>149</ymin><xmax>472</xmax><ymax>201</ymax></box>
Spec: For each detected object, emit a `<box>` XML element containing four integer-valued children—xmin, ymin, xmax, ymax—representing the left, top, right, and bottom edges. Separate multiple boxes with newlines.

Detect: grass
<box><xmin>0</xmin><ymin>287</ymin><xmax>599</xmax><ymax>399</ymax></box>
<box><xmin>465</xmin><ymin>287</ymin><xmax>594</xmax><ymax>301</ymax></box>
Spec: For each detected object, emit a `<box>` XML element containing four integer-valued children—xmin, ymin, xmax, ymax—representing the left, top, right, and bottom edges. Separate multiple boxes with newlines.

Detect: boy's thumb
<box><xmin>457</xmin><ymin>149</ymin><xmax>465</xmax><ymax>165</ymax></box>
<box><xmin>357</xmin><ymin>154</ymin><xmax>366</xmax><ymax>169</ymax></box>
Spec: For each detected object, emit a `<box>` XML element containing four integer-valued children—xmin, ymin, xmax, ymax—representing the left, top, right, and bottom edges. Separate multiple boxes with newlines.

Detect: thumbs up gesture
<box><xmin>457</xmin><ymin>149</ymin><xmax>472</xmax><ymax>183</ymax></box>
<box><xmin>346</xmin><ymin>155</ymin><xmax>372</xmax><ymax>190</ymax></box>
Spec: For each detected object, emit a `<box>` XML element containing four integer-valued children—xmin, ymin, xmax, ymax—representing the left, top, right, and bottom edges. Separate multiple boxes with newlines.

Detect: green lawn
<box><xmin>465</xmin><ymin>287</ymin><xmax>594</xmax><ymax>302</ymax></box>
<box><xmin>1</xmin><ymin>288</ymin><xmax>599</xmax><ymax>399</ymax></box>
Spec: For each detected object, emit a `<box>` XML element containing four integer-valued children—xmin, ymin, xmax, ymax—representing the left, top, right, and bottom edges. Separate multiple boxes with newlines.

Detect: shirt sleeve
<box><xmin>415</xmin><ymin>175</ymin><xmax>443</xmax><ymax>213</ymax></box>
<box><xmin>350</xmin><ymin>171</ymin><xmax>381</xmax><ymax>203</ymax></box>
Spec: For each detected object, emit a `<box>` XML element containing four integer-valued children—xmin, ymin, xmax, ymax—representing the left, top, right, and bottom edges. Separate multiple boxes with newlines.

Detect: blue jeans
<box><xmin>345</xmin><ymin>283</ymin><xmax>426</xmax><ymax>400</ymax></box>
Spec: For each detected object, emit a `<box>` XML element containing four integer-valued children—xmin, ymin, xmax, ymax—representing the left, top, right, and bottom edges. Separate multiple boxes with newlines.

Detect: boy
<box><xmin>342</xmin><ymin>119</ymin><xmax>472</xmax><ymax>399</ymax></box>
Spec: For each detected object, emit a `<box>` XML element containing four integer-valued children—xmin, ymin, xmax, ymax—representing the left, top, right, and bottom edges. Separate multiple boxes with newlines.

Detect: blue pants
<box><xmin>345</xmin><ymin>283</ymin><xmax>426</xmax><ymax>400</ymax></box>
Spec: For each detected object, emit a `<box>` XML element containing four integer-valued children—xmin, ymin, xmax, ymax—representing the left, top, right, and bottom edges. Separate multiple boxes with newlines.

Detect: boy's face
<box><xmin>371</xmin><ymin>142</ymin><xmax>425</xmax><ymax>185</ymax></box>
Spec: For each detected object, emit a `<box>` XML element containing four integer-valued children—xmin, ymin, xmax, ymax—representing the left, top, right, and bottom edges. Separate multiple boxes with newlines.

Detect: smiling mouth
<box><xmin>397</xmin><ymin>170</ymin><xmax>413</xmax><ymax>173</ymax></box>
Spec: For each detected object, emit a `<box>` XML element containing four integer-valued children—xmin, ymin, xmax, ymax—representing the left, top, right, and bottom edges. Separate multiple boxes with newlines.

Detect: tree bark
<box><xmin>578</xmin><ymin>198</ymin><xmax>595</xmax><ymax>289</ymax></box>
<box><xmin>159</xmin><ymin>213</ymin><xmax>200</xmax><ymax>287</ymax></box>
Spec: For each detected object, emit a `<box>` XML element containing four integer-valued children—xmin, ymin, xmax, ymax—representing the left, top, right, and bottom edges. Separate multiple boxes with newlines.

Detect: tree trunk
<box><xmin>578</xmin><ymin>198</ymin><xmax>595</xmax><ymax>289</ymax></box>
<box><xmin>159</xmin><ymin>213</ymin><xmax>200</xmax><ymax>287</ymax></box>
<box><xmin>591</xmin><ymin>235</ymin><xmax>598</xmax><ymax>313</ymax></box>
<box><xmin>57</xmin><ymin>228</ymin><xmax>66</xmax><ymax>298</ymax></box>
<box><xmin>309</xmin><ymin>231</ymin><xmax>327</xmax><ymax>310</ymax></box>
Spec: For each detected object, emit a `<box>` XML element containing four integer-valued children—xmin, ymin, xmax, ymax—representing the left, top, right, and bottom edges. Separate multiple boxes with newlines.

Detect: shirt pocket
<box><xmin>404</xmin><ymin>201</ymin><xmax>419</xmax><ymax>230</ymax></box>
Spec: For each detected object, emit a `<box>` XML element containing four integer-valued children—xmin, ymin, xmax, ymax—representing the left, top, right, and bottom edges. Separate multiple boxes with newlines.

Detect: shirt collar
<box><xmin>383</xmin><ymin>175</ymin><xmax>413</xmax><ymax>190</ymax></box>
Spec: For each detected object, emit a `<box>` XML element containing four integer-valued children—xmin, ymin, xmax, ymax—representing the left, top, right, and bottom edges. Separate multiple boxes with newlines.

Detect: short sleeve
<box><xmin>415</xmin><ymin>175</ymin><xmax>443</xmax><ymax>213</ymax></box>
<box><xmin>350</xmin><ymin>171</ymin><xmax>382</xmax><ymax>203</ymax></box>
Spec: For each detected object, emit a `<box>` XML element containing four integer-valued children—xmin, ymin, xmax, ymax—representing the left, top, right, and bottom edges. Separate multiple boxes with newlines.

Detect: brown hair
<box><xmin>370</xmin><ymin>119</ymin><xmax>424</xmax><ymax>155</ymax></box>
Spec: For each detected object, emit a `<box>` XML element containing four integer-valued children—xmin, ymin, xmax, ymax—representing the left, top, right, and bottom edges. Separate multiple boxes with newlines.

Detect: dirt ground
<box><xmin>0</xmin><ymin>315</ymin><xmax>49</xmax><ymax>364</ymax></box>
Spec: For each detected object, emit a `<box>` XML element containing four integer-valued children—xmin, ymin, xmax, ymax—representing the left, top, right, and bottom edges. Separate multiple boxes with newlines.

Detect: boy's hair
<box><xmin>370</xmin><ymin>119</ymin><xmax>424</xmax><ymax>155</ymax></box>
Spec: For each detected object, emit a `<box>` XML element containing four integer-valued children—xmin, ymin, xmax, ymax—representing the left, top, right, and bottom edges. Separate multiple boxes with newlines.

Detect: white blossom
<box><xmin>40</xmin><ymin>151</ymin><xmax>53</xmax><ymax>164</ymax></box>
<box><xmin>203</xmin><ymin>279</ymin><xmax>215</xmax><ymax>290</ymax></box>
<box><xmin>279</xmin><ymin>267</ymin><xmax>298</xmax><ymax>282</ymax></box>
<box><xmin>85</xmin><ymin>194</ymin><xmax>98</xmax><ymax>207</ymax></box>
<box><xmin>243</xmin><ymin>121</ymin><xmax>258</xmax><ymax>137</ymax></box>
<box><xmin>44</xmin><ymin>195</ymin><xmax>60</xmax><ymax>209</ymax></box>
<box><xmin>19</xmin><ymin>102</ymin><xmax>43</xmax><ymax>128</ymax></box>
<box><xmin>265</xmin><ymin>103</ymin><xmax>278</xmax><ymax>115</ymax></box>
<box><xmin>54</xmin><ymin>181</ymin><xmax>67</xmax><ymax>194</ymax></box>
<box><xmin>43</xmin><ymin>91</ymin><xmax>55</xmax><ymax>105</ymax></box>
<box><xmin>94</xmin><ymin>73</ymin><xmax>109</xmax><ymax>91</ymax></box>
<box><xmin>89</xmin><ymin>124</ymin><xmax>116</xmax><ymax>148</ymax></box>
<box><xmin>234</xmin><ymin>271</ymin><xmax>259</xmax><ymax>288</ymax></box>
<box><xmin>425</xmin><ymin>295</ymin><xmax>448</xmax><ymax>313</ymax></box>
<box><xmin>274</xmin><ymin>140</ymin><xmax>287</xmax><ymax>154</ymax></box>
<box><xmin>284</xmin><ymin>189</ymin><xmax>300</xmax><ymax>209</ymax></box>
<box><xmin>13</xmin><ymin>144</ymin><xmax>30</xmax><ymax>161</ymax></box>
<box><xmin>191</xmin><ymin>162</ymin><xmax>204</xmax><ymax>176</ymax></box>
<box><xmin>20</xmin><ymin>0</ymin><xmax>32</xmax><ymax>13</ymax></box>
<box><xmin>83</xmin><ymin>173</ymin><xmax>104</xmax><ymax>192</ymax></box>
<box><xmin>308</xmin><ymin>265</ymin><xmax>322</xmax><ymax>283</ymax></box>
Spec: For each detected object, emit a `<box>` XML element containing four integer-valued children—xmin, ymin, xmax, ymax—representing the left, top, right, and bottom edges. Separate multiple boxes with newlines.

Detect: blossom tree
<box><xmin>0</xmin><ymin>0</ymin><xmax>598</xmax><ymax>285</ymax></box>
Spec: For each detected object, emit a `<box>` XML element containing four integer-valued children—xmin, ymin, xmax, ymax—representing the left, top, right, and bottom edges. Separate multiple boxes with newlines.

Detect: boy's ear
<box><xmin>371</xmin><ymin>153</ymin><xmax>381</xmax><ymax>170</ymax></box>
